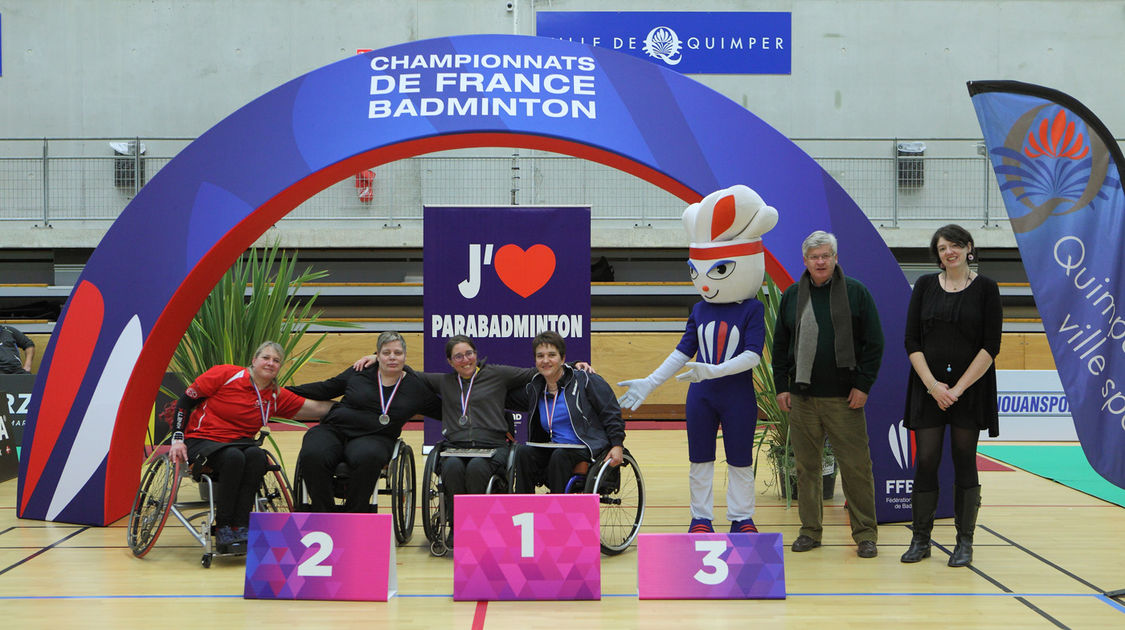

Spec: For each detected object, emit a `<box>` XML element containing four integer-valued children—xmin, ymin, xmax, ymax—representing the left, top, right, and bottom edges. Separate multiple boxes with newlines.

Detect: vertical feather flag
<box><xmin>969</xmin><ymin>80</ymin><xmax>1125</xmax><ymax>489</ymax></box>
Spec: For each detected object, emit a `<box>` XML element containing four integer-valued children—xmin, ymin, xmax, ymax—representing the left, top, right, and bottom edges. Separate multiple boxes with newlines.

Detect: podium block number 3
<box><xmin>298</xmin><ymin>531</ymin><xmax>334</xmax><ymax>577</ymax></box>
<box><xmin>693</xmin><ymin>540</ymin><xmax>729</xmax><ymax>585</ymax></box>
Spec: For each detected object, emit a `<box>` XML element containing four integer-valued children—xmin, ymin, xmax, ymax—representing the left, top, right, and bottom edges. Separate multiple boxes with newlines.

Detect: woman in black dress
<box><xmin>289</xmin><ymin>331</ymin><xmax>441</xmax><ymax>512</ymax></box>
<box><xmin>901</xmin><ymin>225</ymin><xmax>1002</xmax><ymax>567</ymax></box>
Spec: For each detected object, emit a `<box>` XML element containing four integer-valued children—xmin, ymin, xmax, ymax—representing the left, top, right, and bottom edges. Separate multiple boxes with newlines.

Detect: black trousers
<box><xmin>513</xmin><ymin>444</ymin><xmax>592</xmax><ymax>494</ymax></box>
<box><xmin>298</xmin><ymin>423</ymin><xmax>395</xmax><ymax>512</ymax></box>
<box><xmin>440</xmin><ymin>444</ymin><xmax>510</xmax><ymax>522</ymax></box>
<box><xmin>188</xmin><ymin>441</ymin><xmax>267</xmax><ymax>528</ymax></box>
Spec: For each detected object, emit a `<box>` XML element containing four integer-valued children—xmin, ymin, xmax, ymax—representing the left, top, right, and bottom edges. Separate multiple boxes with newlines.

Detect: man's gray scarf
<box><xmin>794</xmin><ymin>264</ymin><xmax>856</xmax><ymax>385</ymax></box>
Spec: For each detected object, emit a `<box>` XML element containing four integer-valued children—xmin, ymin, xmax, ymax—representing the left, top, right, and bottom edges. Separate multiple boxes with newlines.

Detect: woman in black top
<box><xmin>290</xmin><ymin>331</ymin><xmax>441</xmax><ymax>512</ymax></box>
<box><xmin>901</xmin><ymin>225</ymin><xmax>1002</xmax><ymax>567</ymax></box>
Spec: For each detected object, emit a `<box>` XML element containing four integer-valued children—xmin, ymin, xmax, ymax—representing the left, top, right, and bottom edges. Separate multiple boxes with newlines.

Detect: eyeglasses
<box><xmin>452</xmin><ymin>350</ymin><xmax>476</xmax><ymax>362</ymax></box>
<box><xmin>805</xmin><ymin>253</ymin><xmax>835</xmax><ymax>262</ymax></box>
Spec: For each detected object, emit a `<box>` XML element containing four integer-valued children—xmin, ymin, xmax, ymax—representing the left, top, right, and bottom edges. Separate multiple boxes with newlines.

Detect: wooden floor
<box><xmin>3</xmin><ymin>428</ymin><xmax>1124</xmax><ymax>629</ymax></box>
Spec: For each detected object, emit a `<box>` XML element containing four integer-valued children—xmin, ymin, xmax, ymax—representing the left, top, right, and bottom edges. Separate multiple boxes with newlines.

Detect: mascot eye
<box><xmin>687</xmin><ymin>262</ymin><xmax>698</xmax><ymax>280</ymax></box>
<box><xmin>706</xmin><ymin>261</ymin><xmax>736</xmax><ymax>280</ymax></box>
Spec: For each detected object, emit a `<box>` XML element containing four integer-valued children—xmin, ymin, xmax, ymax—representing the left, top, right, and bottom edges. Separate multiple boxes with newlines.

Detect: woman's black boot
<box><xmin>948</xmin><ymin>485</ymin><xmax>981</xmax><ymax>567</ymax></box>
<box><xmin>900</xmin><ymin>489</ymin><xmax>938</xmax><ymax>563</ymax></box>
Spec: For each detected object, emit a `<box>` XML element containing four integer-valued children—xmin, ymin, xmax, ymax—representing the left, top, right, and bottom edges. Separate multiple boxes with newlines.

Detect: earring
<box><xmin>968</xmin><ymin>253</ymin><xmax>975</xmax><ymax>262</ymax></box>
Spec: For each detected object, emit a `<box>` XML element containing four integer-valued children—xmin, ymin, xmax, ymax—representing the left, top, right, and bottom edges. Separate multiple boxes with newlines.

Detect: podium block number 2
<box><xmin>245</xmin><ymin>513</ymin><xmax>395</xmax><ymax>602</ymax></box>
<box><xmin>298</xmin><ymin>531</ymin><xmax>334</xmax><ymax>577</ymax></box>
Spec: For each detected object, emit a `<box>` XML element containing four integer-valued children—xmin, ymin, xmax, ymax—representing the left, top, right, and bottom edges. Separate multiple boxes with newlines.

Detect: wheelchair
<box><xmin>290</xmin><ymin>437</ymin><xmax>416</xmax><ymax>545</ymax></box>
<box><xmin>508</xmin><ymin>443</ymin><xmax>646</xmax><ymax>555</ymax></box>
<box><xmin>420</xmin><ymin>441</ymin><xmax>515</xmax><ymax>557</ymax></box>
<box><xmin>126</xmin><ymin>438</ymin><xmax>294</xmax><ymax>568</ymax></box>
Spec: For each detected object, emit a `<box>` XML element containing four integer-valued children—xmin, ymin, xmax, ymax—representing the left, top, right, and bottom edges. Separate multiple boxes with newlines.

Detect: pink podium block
<box><xmin>637</xmin><ymin>532</ymin><xmax>785</xmax><ymax>599</ymax></box>
<box><xmin>453</xmin><ymin>493</ymin><xmax>601</xmax><ymax>601</ymax></box>
<box><xmin>244</xmin><ymin>512</ymin><xmax>396</xmax><ymax>601</ymax></box>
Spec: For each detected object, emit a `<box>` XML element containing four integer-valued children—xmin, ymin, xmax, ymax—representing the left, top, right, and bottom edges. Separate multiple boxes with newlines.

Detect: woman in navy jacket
<box><xmin>509</xmin><ymin>331</ymin><xmax>625</xmax><ymax>493</ymax></box>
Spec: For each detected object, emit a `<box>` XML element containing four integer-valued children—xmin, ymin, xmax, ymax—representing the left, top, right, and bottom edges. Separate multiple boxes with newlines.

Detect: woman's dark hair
<box><xmin>929</xmin><ymin>224</ymin><xmax>976</xmax><ymax>268</ymax></box>
<box><xmin>444</xmin><ymin>335</ymin><xmax>477</xmax><ymax>359</ymax></box>
<box><xmin>532</xmin><ymin>331</ymin><xmax>566</xmax><ymax>359</ymax></box>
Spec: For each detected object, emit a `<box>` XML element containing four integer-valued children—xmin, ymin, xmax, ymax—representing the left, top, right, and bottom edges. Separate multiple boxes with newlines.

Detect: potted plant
<box><xmin>159</xmin><ymin>241</ymin><xmax>357</xmax><ymax>466</ymax></box>
<box><xmin>752</xmin><ymin>275</ymin><xmax>837</xmax><ymax>505</ymax></box>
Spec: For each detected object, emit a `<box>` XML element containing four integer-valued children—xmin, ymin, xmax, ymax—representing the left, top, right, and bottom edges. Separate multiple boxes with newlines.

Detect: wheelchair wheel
<box><xmin>127</xmin><ymin>454</ymin><xmax>181</xmax><ymax>558</ymax></box>
<box><xmin>584</xmin><ymin>451</ymin><xmax>645</xmax><ymax>555</ymax></box>
<box><xmin>390</xmin><ymin>443</ymin><xmax>415</xmax><ymax>545</ymax></box>
<box><xmin>257</xmin><ymin>450</ymin><xmax>294</xmax><ymax>512</ymax></box>
<box><xmin>421</xmin><ymin>446</ymin><xmax>443</xmax><ymax>547</ymax></box>
<box><xmin>291</xmin><ymin>459</ymin><xmax>313</xmax><ymax>512</ymax></box>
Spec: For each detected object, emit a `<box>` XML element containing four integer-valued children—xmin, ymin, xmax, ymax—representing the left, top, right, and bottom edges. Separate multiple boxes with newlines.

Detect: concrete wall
<box><xmin>5</xmin><ymin>1</ymin><xmax>1123</xmax><ymax>138</ymax></box>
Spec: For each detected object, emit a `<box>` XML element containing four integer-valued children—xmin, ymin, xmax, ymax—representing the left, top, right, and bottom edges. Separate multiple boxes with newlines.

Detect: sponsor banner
<box><xmin>0</xmin><ymin>392</ymin><xmax>17</xmax><ymax>482</ymax></box>
<box><xmin>970</xmin><ymin>81</ymin><xmax>1125</xmax><ymax>488</ymax></box>
<box><xmin>879</xmin><ymin>419</ymin><xmax>954</xmax><ymax>520</ymax></box>
<box><xmin>987</xmin><ymin>370</ymin><xmax>1076</xmax><ymax>441</ymax></box>
<box><xmin>536</xmin><ymin>11</ymin><xmax>790</xmax><ymax>75</ymax></box>
<box><xmin>0</xmin><ymin>374</ymin><xmax>35</xmax><ymax>462</ymax></box>
<box><xmin>423</xmin><ymin>206</ymin><xmax>591</xmax><ymax>443</ymax></box>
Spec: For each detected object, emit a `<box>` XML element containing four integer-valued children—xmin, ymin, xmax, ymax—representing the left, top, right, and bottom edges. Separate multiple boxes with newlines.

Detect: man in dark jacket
<box><xmin>509</xmin><ymin>331</ymin><xmax>625</xmax><ymax>493</ymax></box>
<box><xmin>773</xmin><ymin>230</ymin><xmax>884</xmax><ymax>559</ymax></box>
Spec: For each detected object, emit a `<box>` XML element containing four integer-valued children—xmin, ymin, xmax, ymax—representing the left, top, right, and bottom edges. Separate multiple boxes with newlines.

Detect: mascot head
<box><xmin>683</xmin><ymin>185</ymin><xmax>778</xmax><ymax>303</ymax></box>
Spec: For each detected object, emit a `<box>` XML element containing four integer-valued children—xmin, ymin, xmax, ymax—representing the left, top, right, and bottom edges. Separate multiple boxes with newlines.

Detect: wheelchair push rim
<box><xmin>127</xmin><ymin>454</ymin><xmax>181</xmax><ymax>558</ymax></box>
<box><xmin>390</xmin><ymin>443</ymin><xmax>416</xmax><ymax>545</ymax></box>
<box><xmin>585</xmin><ymin>451</ymin><xmax>645</xmax><ymax>555</ymax></box>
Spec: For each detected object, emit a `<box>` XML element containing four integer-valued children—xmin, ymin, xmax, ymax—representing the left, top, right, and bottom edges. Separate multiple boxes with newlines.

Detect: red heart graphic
<box><xmin>494</xmin><ymin>244</ymin><xmax>556</xmax><ymax>298</ymax></box>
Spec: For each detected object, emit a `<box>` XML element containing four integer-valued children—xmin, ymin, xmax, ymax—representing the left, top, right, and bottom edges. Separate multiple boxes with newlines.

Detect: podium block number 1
<box><xmin>454</xmin><ymin>494</ymin><xmax>601</xmax><ymax>601</ymax></box>
<box><xmin>513</xmin><ymin>512</ymin><xmax>535</xmax><ymax>558</ymax></box>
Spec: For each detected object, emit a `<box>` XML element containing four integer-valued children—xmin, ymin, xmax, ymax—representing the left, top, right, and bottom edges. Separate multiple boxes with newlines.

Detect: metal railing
<box><xmin>5</xmin><ymin>137</ymin><xmax>1112</xmax><ymax>227</ymax></box>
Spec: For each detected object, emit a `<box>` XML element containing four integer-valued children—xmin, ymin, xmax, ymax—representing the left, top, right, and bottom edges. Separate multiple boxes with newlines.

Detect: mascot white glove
<box><xmin>617</xmin><ymin>349</ymin><xmax>690</xmax><ymax>411</ymax></box>
<box><xmin>675</xmin><ymin>350</ymin><xmax>761</xmax><ymax>383</ymax></box>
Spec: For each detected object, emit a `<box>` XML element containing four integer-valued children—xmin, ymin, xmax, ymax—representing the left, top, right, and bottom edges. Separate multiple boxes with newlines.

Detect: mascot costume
<box><xmin>618</xmin><ymin>185</ymin><xmax>777</xmax><ymax>533</ymax></box>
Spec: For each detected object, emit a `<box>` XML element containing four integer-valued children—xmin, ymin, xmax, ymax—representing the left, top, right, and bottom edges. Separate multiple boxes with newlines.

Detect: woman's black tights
<box><xmin>911</xmin><ymin>425</ymin><xmax>980</xmax><ymax>492</ymax></box>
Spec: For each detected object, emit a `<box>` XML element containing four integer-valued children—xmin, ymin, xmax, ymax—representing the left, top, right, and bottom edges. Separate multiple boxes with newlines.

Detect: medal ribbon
<box><xmin>543</xmin><ymin>388</ymin><xmax>561</xmax><ymax>439</ymax></box>
<box><xmin>457</xmin><ymin>367</ymin><xmax>479</xmax><ymax>420</ymax></box>
<box><xmin>379</xmin><ymin>373</ymin><xmax>404</xmax><ymax>417</ymax></box>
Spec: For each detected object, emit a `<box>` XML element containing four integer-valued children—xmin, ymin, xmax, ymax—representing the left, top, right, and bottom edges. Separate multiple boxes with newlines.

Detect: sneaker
<box><xmin>445</xmin><ymin>530</ymin><xmax>454</xmax><ymax>549</ymax></box>
<box><xmin>857</xmin><ymin>540</ymin><xmax>878</xmax><ymax>558</ymax></box>
<box><xmin>214</xmin><ymin>526</ymin><xmax>237</xmax><ymax>554</ymax></box>
<box><xmin>688</xmin><ymin>518</ymin><xmax>715</xmax><ymax>534</ymax></box>
<box><xmin>233</xmin><ymin>526</ymin><xmax>250</xmax><ymax>544</ymax></box>
<box><xmin>729</xmin><ymin>518</ymin><xmax>759</xmax><ymax>534</ymax></box>
<box><xmin>790</xmin><ymin>534</ymin><xmax>821</xmax><ymax>552</ymax></box>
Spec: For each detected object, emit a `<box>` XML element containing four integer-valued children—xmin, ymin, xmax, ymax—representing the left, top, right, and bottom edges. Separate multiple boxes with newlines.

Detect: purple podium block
<box><xmin>244</xmin><ymin>512</ymin><xmax>396</xmax><ymax>601</ymax></box>
<box><xmin>453</xmin><ymin>493</ymin><xmax>601</xmax><ymax>601</ymax></box>
<box><xmin>637</xmin><ymin>533</ymin><xmax>786</xmax><ymax>599</ymax></box>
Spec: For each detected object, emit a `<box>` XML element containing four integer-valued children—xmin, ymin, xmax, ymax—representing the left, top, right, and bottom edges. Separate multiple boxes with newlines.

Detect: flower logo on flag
<box><xmin>991</xmin><ymin>105</ymin><xmax>1121</xmax><ymax>233</ymax></box>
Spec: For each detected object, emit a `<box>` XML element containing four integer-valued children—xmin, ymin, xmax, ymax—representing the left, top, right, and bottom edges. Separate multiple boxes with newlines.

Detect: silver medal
<box><xmin>378</xmin><ymin>413</ymin><xmax>390</xmax><ymax>426</ymax></box>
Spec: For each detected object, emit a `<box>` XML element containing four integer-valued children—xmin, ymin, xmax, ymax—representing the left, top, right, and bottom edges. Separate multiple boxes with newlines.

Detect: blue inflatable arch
<box><xmin>18</xmin><ymin>34</ymin><xmax>911</xmax><ymax>525</ymax></box>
